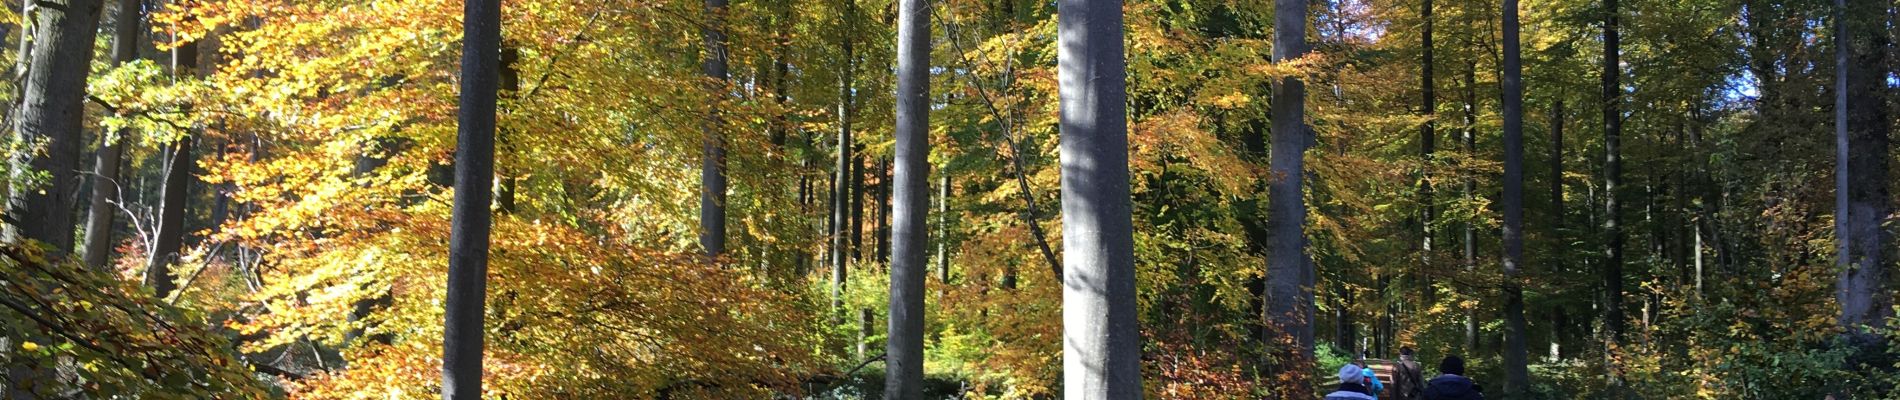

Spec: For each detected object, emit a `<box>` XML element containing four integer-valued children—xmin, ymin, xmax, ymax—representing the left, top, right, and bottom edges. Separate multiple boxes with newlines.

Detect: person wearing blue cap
<box><xmin>1326</xmin><ymin>363</ymin><xmax>1377</xmax><ymax>400</ymax></box>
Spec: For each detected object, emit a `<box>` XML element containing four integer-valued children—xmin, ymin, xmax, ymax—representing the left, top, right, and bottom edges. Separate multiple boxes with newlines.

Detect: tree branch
<box><xmin>931</xmin><ymin>6</ymin><xmax>1062</xmax><ymax>280</ymax></box>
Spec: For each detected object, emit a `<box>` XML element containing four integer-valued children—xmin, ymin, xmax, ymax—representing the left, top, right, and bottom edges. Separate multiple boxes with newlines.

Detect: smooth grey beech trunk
<box><xmin>442</xmin><ymin>0</ymin><xmax>499</xmax><ymax>397</ymax></box>
<box><xmin>1056</xmin><ymin>0</ymin><xmax>1141</xmax><ymax>398</ymax></box>
<box><xmin>6</xmin><ymin>0</ymin><xmax>104</xmax><ymax>256</ymax></box>
<box><xmin>1499</xmin><ymin>0</ymin><xmax>1530</xmax><ymax>392</ymax></box>
<box><xmin>1267</xmin><ymin>0</ymin><xmax>1315</xmax><ymax>366</ymax></box>
<box><xmin>700</xmin><ymin>0</ymin><xmax>729</xmax><ymax>257</ymax></box>
<box><xmin>883</xmin><ymin>0</ymin><xmax>929</xmax><ymax>396</ymax></box>
<box><xmin>82</xmin><ymin>0</ymin><xmax>145</xmax><ymax>270</ymax></box>
<box><xmin>1835</xmin><ymin>0</ymin><xmax>1892</xmax><ymax>334</ymax></box>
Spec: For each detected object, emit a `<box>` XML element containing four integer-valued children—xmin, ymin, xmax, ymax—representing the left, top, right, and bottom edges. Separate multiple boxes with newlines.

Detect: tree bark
<box><xmin>1835</xmin><ymin>0</ymin><xmax>1893</xmax><ymax>335</ymax></box>
<box><xmin>147</xmin><ymin>38</ymin><xmax>209</xmax><ymax>300</ymax></box>
<box><xmin>851</xmin><ymin>152</ymin><xmax>865</xmax><ymax>262</ymax></box>
<box><xmin>1267</xmin><ymin>0</ymin><xmax>1315</xmax><ymax>370</ymax></box>
<box><xmin>1601</xmin><ymin>0</ymin><xmax>1626</xmax><ymax>391</ymax></box>
<box><xmin>146</xmin><ymin>136</ymin><xmax>192</xmax><ymax>299</ymax></box>
<box><xmin>6</xmin><ymin>0</ymin><xmax>105</xmax><ymax>256</ymax></box>
<box><xmin>699</xmin><ymin>0</ymin><xmax>729</xmax><ymax>257</ymax></box>
<box><xmin>937</xmin><ymin>174</ymin><xmax>951</xmax><ymax>284</ymax></box>
<box><xmin>884</xmin><ymin>0</ymin><xmax>929</xmax><ymax>393</ymax></box>
<box><xmin>82</xmin><ymin>0</ymin><xmax>144</xmax><ymax>270</ymax></box>
<box><xmin>442</xmin><ymin>0</ymin><xmax>500</xmax><ymax>397</ymax></box>
<box><xmin>831</xmin><ymin>1</ymin><xmax>856</xmax><ymax>316</ymax></box>
<box><xmin>1334</xmin><ymin>281</ymin><xmax>1354</xmax><ymax>352</ymax></box>
<box><xmin>1056</xmin><ymin>0</ymin><xmax>1142</xmax><ymax>397</ymax></box>
<box><xmin>876</xmin><ymin>159</ymin><xmax>892</xmax><ymax>266</ymax></box>
<box><xmin>1417</xmin><ymin>0</ymin><xmax>1438</xmax><ymax>314</ymax></box>
<box><xmin>1461</xmin><ymin>59</ymin><xmax>1478</xmax><ymax>354</ymax></box>
<box><xmin>1500</xmin><ymin>0</ymin><xmax>1530</xmax><ymax>391</ymax></box>
<box><xmin>1548</xmin><ymin>100</ymin><xmax>1566</xmax><ymax>359</ymax></box>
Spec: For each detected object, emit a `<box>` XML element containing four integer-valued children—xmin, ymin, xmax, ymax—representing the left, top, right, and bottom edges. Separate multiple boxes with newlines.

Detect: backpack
<box><xmin>1393</xmin><ymin>360</ymin><xmax>1424</xmax><ymax>400</ymax></box>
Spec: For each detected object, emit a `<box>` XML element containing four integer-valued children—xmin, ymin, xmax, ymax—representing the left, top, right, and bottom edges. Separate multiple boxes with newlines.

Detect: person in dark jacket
<box><xmin>1326</xmin><ymin>363</ymin><xmax>1378</xmax><ymax>400</ymax></box>
<box><xmin>1422</xmin><ymin>355</ymin><xmax>1484</xmax><ymax>400</ymax></box>
<box><xmin>1392</xmin><ymin>347</ymin><xmax>1426</xmax><ymax>400</ymax></box>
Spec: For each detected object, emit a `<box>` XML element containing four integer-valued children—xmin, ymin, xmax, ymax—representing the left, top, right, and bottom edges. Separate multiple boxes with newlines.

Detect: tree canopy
<box><xmin>0</xmin><ymin>0</ymin><xmax>1895</xmax><ymax>398</ymax></box>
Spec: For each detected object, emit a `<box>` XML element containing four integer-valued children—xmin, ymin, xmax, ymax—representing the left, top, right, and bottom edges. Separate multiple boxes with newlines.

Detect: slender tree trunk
<box><xmin>147</xmin><ymin>38</ymin><xmax>206</xmax><ymax>300</ymax></box>
<box><xmin>82</xmin><ymin>0</ymin><xmax>144</xmax><ymax>270</ymax></box>
<box><xmin>937</xmin><ymin>174</ymin><xmax>951</xmax><ymax>284</ymax></box>
<box><xmin>496</xmin><ymin>46</ymin><xmax>520</xmax><ymax>216</ymax></box>
<box><xmin>1418</xmin><ymin>0</ymin><xmax>1438</xmax><ymax>312</ymax></box>
<box><xmin>146</xmin><ymin>134</ymin><xmax>190</xmax><ymax>298</ymax></box>
<box><xmin>1056</xmin><ymin>0</ymin><xmax>1142</xmax><ymax>397</ymax></box>
<box><xmin>856</xmin><ymin>308</ymin><xmax>874</xmax><ymax>357</ymax></box>
<box><xmin>699</xmin><ymin>0</ymin><xmax>729</xmax><ymax>257</ymax></box>
<box><xmin>883</xmin><ymin>0</ymin><xmax>929</xmax><ymax>393</ymax></box>
<box><xmin>852</xmin><ymin>152</ymin><xmax>865</xmax><ymax>262</ymax></box>
<box><xmin>876</xmin><ymin>159</ymin><xmax>892</xmax><ymax>265</ymax></box>
<box><xmin>1671</xmin><ymin>123</ymin><xmax>1689</xmax><ymax>289</ymax></box>
<box><xmin>1267</xmin><ymin>0</ymin><xmax>1316</xmax><ymax>374</ymax></box>
<box><xmin>1601</xmin><ymin>0</ymin><xmax>1626</xmax><ymax>391</ymax></box>
<box><xmin>1548</xmin><ymin>100</ymin><xmax>1566</xmax><ymax>360</ymax></box>
<box><xmin>441</xmin><ymin>0</ymin><xmax>500</xmax><ymax>397</ymax></box>
<box><xmin>1334</xmin><ymin>282</ymin><xmax>1354</xmax><ymax>352</ymax></box>
<box><xmin>5</xmin><ymin>0</ymin><xmax>104</xmax><ymax>256</ymax></box>
<box><xmin>1836</xmin><ymin>0</ymin><xmax>1893</xmax><ymax>336</ymax></box>
<box><xmin>1461</xmin><ymin>59</ymin><xmax>1478</xmax><ymax>354</ymax></box>
<box><xmin>1500</xmin><ymin>0</ymin><xmax>1530</xmax><ymax>391</ymax></box>
<box><xmin>831</xmin><ymin>2</ymin><xmax>856</xmax><ymax>316</ymax></box>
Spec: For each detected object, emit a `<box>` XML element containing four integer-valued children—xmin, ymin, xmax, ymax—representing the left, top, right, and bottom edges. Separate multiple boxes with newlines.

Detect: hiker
<box><xmin>1356</xmin><ymin>356</ymin><xmax>1385</xmax><ymax>399</ymax></box>
<box><xmin>1422</xmin><ymin>355</ymin><xmax>1484</xmax><ymax>400</ymax></box>
<box><xmin>1326</xmin><ymin>363</ymin><xmax>1378</xmax><ymax>400</ymax></box>
<box><xmin>1391</xmin><ymin>347</ymin><xmax>1426</xmax><ymax>400</ymax></box>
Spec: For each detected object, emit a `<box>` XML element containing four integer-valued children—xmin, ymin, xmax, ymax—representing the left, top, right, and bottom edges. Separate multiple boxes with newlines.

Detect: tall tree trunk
<box><xmin>442</xmin><ymin>0</ymin><xmax>500</xmax><ymax>396</ymax></box>
<box><xmin>1267</xmin><ymin>0</ymin><xmax>1316</xmax><ymax>372</ymax></box>
<box><xmin>1334</xmin><ymin>282</ymin><xmax>1354</xmax><ymax>352</ymax></box>
<box><xmin>876</xmin><ymin>159</ymin><xmax>892</xmax><ymax>265</ymax></box>
<box><xmin>937</xmin><ymin>174</ymin><xmax>951</xmax><ymax>284</ymax></box>
<box><xmin>831</xmin><ymin>1</ymin><xmax>857</xmax><ymax>316</ymax></box>
<box><xmin>1601</xmin><ymin>0</ymin><xmax>1626</xmax><ymax>391</ymax></box>
<box><xmin>1548</xmin><ymin>100</ymin><xmax>1567</xmax><ymax>360</ymax></box>
<box><xmin>496</xmin><ymin>45</ymin><xmax>520</xmax><ymax>216</ymax></box>
<box><xmin>1418</xmin><ymin>0</ymin><xmax>1438</xmax><ymax>311</ymax></box>
<box><xmin>851</xmin><ymin>151</ymin><xmax>865</xmax><ymax>262</ymax></box>
<box><xmin>884</xmin><ymin>0</ymin><xmax>929</xmax><ymax>393</ymax></box>
<box><xmin>1500</xmin><ymin>0</ymin><xmax>1530</xmax><ymax>391</ymax></box>
<box><xmin>1461</xmin><ymin>59</ymin><xmax>1479</xmax><ymax>354</ymax></box>
<box><xmin>1671</xmin><ymin>123</ymin><xmax>1689</xmax><ymax>290</ymax></box>
<box><xmin>147</xmin><ymin>38</ymin><xmax>207</xmax><ymax>300</ymax></box>
<box><xmin>1056</xmin><ymin>0</ymin><xmax>1141</xmax><ymax>397</ymax></box>
<box><xmin>5</xmin><ymin>0</ymin><xmax>104</xmax><ymax>256</ymax></box>
<box><xmin>82</xmin><ymin>0</ymin><xmax>144</xmax><ymax>270</ymax></box>
<box><xmin>699</xmin><ymin>0</ymin><xmax>729</xmax><ymax>257</ymax></box>
<box><xmin>1835</xmin><ymin>0</ymin><xmax>1893</xmax><ymax>336</ymax></box>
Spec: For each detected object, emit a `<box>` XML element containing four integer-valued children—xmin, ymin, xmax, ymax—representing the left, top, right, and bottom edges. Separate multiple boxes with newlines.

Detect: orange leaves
<box><xmin>247</xmin><ymin>214</ymin><xmax>823</xmax><ymax>398</ymax></box>
<box><xmin>1129</xmin><ymin>109</ymin><xmax>1257</xmax><ymax>198</ymax></box>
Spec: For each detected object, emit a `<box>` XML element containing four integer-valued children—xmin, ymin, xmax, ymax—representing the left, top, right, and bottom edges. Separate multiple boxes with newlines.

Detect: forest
<box><xmin>0</xmin><ymin>0</ymin><xmax>1896</xmax><ymax>398</ymax></box>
